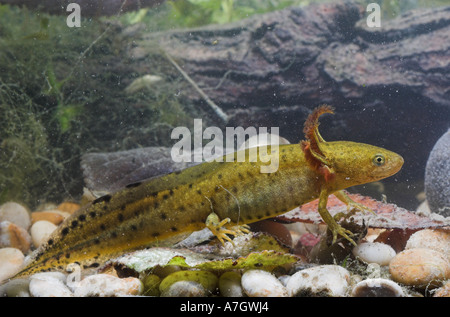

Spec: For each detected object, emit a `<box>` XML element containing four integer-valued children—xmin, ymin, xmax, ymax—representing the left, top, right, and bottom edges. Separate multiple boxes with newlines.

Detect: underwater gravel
<box><xmin>0</xmin><ymin>200</ymin><xmax>449</xmax><ymax>297</ymax></box>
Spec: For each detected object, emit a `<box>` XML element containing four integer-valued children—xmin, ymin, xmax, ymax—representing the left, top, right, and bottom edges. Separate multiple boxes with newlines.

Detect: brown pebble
<box><xmin>57</xmin><ymin>202</ymin><xmax>80</xmax><ymax>214</ymax></box>
<box><xmin>389</xmin><ymin>248</ymin><xmax>450</xmax><ymax>289</ymax></box>
<box><xmin>0</xmin><ymin>221</ymin><xmax>31</xmax><ymax>253</ymax></box>
<box><xmin>31</xmin><ymin>211</ymin><xmax>65</xmax><ymax>225</ymax></box>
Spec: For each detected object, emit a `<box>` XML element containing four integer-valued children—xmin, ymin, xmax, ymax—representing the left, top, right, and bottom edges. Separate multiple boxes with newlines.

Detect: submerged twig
<box><xmin>163</xmin><ymin>50</ymin><xmax>229</xmax><ymax>123</ymax></box>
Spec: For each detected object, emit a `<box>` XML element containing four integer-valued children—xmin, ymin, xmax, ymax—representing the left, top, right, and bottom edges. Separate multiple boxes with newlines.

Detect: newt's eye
<box><xmin>373</xmin><ymin>154</ymin><xmax>385</xmax><ymax>166</ymax></box>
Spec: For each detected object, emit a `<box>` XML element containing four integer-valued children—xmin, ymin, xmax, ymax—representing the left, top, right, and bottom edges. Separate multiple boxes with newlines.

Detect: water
<box><xmin>0</xmin><ymin>0</ymin><xmax>449</xmax><ymax>213</ymax></box>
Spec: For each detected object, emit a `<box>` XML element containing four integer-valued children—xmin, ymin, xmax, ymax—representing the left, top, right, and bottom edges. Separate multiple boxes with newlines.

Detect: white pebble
<box><xmin>352</xmin><ymin>242</ymin><xmax>396</xmax><ymax>266</ymax></box>
<box><xmin>29</xmin><ymin>272</ymin><xmax>73</xmax><ymax>297</ymax></box>
<box><xmin>286</xmin><ymin>265</ymin><xmax>350</xmax><ymax>297</ymax></box>
<box><xmin>405</xmin><ymin>229</ymin><xmax>449</xmax><ymax>260</ymax></box>
<box><xmin>73</xmin><ymin>274</ymin><xmax>143</xmax><ymax>297</ymax></box>
<box><xmin>241</xmin><ymin>269</ymin><xmax>288</xmax><ymax>297</ymax></box>
<box><xmin>0</xmin><ymin>247</ymin><xmax>24</xmax><ymax>283</ymax></box>
<box><xmin>351</xmin><ymin>278</ymin><xmax>405</xmax><ymax>297</ymax></box>
<box><xmin>0</xmin><ymin>278</ymin><xmax>30</xmax><ymax>297</ymax></box>
<box><xmin>0</xmin><ymin>202</ymin><xmax>31</xmax><ymax>230</ymax></box>
<box><xmin>30</xmin><ymin>220</ymin><xmax>57</xmax><ymax>247</ymax></box>
<box><xmin>219</xmin><ymin>271</ymin><xmax>243</xmax><ymax>297</ymax></box>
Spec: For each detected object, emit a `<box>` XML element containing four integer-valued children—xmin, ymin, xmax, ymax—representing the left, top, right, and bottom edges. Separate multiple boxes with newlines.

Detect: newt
<box><xmin>14</xmin><ymin>105</ymin><xmax>403</xmax><ymax>278</ymax></box>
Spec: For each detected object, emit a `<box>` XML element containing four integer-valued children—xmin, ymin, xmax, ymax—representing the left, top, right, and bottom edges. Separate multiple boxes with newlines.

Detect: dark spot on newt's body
<box><xmin>161</xmin><ymin>213</ymin><xmax>167</xmax><ymax>220</ymax></box>
<box><xmin>171</xmin><ymin>227</ymin><xmax>178</xmax><ymax>232</ymax></box>
<box><xmin>78</xmin><ymin>214</ymin><xmax>86</xmax><ymax>222</ymax></box>
<box><xmin>48</xmin><ymin>239</ymin><xmax>54</xmax><ymax>245</ymax></box>
<box><xmin>90</xmin><ymin>212</ymin><xmax>96</xmax><ymax>218</ymax></box>
<box><xmin>152</xmin><ymin>232</ymin><xmax>160</xmax><ymax>237</ymax></box>
<box><xmin>100</xmin><ymin>224</ymin><xmax>106</xmax><ymax>230</ymax></box>
<box><xmin>71</xmin><ymin>220</ymin><xmax>78</xmax><ymax>228</ymax></box>
<box><xmin>61</xmin><ymin>227</ymin><xmax>69</xmax><ymax>236</ymax></box>
<box><xmin>131</xmin><ymin>225</ymin><xmax>137</xmax><ymax>231</ymax></box>
<box><xmin>93</xmin><ymin>194</ymin><xmax>112</xmax><ymax>205</ymax></box>
<box><xmin>118</xmin><ymin>214</ymin><xmax>124</xmax><ymax>222</ymax></box>
<box><xmin>162</xmin><ymin>194</ymin><xmax>169</xmax><ymax>200</ymax></box>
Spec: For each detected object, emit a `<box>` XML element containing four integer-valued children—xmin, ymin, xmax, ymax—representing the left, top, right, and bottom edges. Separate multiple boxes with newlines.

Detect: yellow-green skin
<box><xmin>15</xmin><ymin>118</ymin><xmax>403</xmax><ymax>278</ymax></box>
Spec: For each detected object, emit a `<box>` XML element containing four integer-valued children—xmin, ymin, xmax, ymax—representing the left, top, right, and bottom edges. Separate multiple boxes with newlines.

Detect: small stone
<box><xmin>31</xmin><ymin>211</ymin><xmax>65</xmax><ymax>225</ymax></box>
<box><xmin>56</xmin><ymin>202</ymin><xmax>80</xmax><ymax>214</ymax></box>
<box><xmin>0</xmin><ymin>221</ymin><xmax>32</xmax><ymax>253</ymax></box>
<box><xmin>219</xmin><ymin>271</ymin><xmax>243</xmax><ymax>297</ymax></box>
<box><xmin>433</xmin><ymin>280</ymin><xmax>450</xmax><ymax>297</ymax></box>
<box><xmin>29</xmin><ymin>272</ymin><xmax>73</xmax><ymax>297</ymax></box>
<box><xmin>389</xmin><ymin>248</ymin><xmax>450</xmax><ymax>289</ymax></box>
<box><xmin>0</xmin><ymin>247</ymin><xmax>25</xmax><ymax>283</ymax></box>
<box><xmin>0</xmin><ymin>202</ymin><xmax>31</xmax><ymax>230</ymax></box>
<box><xmin>405</xmin><ymin>229</ymin><xmax>449</xmax><ymax>260</ymax></box>
<box><xmin>351</xmin><ymin>278</ymin><xmax>405</xmax><ymax>297</ymax></box>
<box><xmin>73</xmin><ymin>274</ymin><xmax>143</xmax><ymax>297</ymax></box>
<box><xmin>161</xmin><ymin>280</ymin><xmax>207</xmax><ymax>297</ymax></box>
<box><xmin>352</xmin><ymin>242</ymin><xmax>396</xmax><ymax>266</ymax></box>
<box><xmin>142</xmin><ymin>274</ymin><xmax>161</xmax><ymax>296</ymax></box>
<box><xmin>241</xmin><ymin>269</ymin><xmax>288</xmax><ymax>297</ymax></box>
<box><xmin>30</xmin><ymin>220</ymin><xmax>57</xmax><ymax>247</ymax></box>
<box><xmin>0</xmin><ymin>278</ymin><xmax>30</xmax><ymax>297</ymax></box>
<box><xmin>286</xmin><ymin>265</ymin><xmax>351</xmax><ymax>297</ymax></box>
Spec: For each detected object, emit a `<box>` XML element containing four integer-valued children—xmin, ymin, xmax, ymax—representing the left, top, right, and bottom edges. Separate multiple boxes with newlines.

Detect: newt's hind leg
<box><xmin>206</xmin><ymin>213</ymin><xmax>250</xmax><ymax>246</ymax></box>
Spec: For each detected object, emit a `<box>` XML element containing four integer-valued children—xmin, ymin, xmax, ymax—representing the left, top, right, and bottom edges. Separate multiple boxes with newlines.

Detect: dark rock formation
<box><xmin>425</xmin><ymin>129</ymin><xmax>450</xmax><ymax>217</ymax></box>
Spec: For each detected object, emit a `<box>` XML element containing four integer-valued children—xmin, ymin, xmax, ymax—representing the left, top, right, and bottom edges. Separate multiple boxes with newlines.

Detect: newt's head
<box><xmin>301</xmin><ymin>105</ymin><xmax>403</xmax><ymax>188</ymax></box>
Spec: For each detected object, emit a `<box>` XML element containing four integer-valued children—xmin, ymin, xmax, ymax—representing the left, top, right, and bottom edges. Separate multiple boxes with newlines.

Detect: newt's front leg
<box><xmin>318</xmin><ymin>188</ymin><xmax>356</xmax><ymax>246</ymax></box>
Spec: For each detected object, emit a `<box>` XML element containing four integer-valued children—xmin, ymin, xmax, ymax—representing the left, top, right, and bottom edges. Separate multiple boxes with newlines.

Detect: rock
<box><xmin>405</xmin><ymin>229</ymin><xmax>450</xmax><ymax>260</ymax></box>
<box><xmin>29</xmin><ymin>272</ymin><xmax>73</xmax><ymax>297</ymax></box>
<box><xmin>0</xmin><ymin>202</ymin><xmax>31</xmax><ymax>230</ymax></box>
<box><xmin>425</xmin><ymin>129</ymin><xmax>450</xmax><ymax>217</ymax></box>
<box><xmin>30</xmin><ymin>220</ymin><xmax>57</xmax><ymax>247</ymax></box>
<box><xmin>0</xmin><ymin>278</ymin><xmax>30</xmax><ymax>297</ymax></box>
<box><xmin>56</xmin><ymin>202</ymin><xmax>80</xmax><ymax>214</ymax></box>
<box><xmin>241</xmin><ymin>269</ymin><xmax>288</xmax><ymax>297</ymax></box>
<box><xmin>219</xmin><ymin>271</ymin><xmax>244</xmax><ymax>297</ymax></box>
<box><xmin>433</xmin><ymin>280</ymin><xmax>450</xmax><ymax>297</ymax></box>
<box><xmin>0</xmin><ymin>247</ymin><xmax>25</xmax><ymax>282</ymax></box>
<box><xmin>81</xmin><ymin>147</ymin><xmax>197</xmax><ymax>193</ymax></box>
<box><xmin>31</xmin><ymin>211</ymin><xmax>65</xmax><ymax>225</ymax></box>
<box><xmin>73</xmin><ymin>274</ymin><xmax>143</xmax><ymax>297</ymax></box>
<box><xmin>159</xmin><ymin>270</ymin><xmax>218</xmax><ymax>296</ymax></box>
<box><xmin>389</xmin><ymin>248</ymin><xmax>450</xmax><ymax>288</ymax></box>
<box><xmin>161</xmin><ymin>281</ymin><xmax>207</xmax><ymax>297</ymax></box>
<box><xmin>142</xmin><ymin>274</ymin><xmax>161</xmax><ymax>296</ymax></box>
<box><xmin>351</xmin><ymin>278</ymin><xmax>405</xmax><ymax>297</ymax></box>
<box><xmin>0</xmin><ymin>221</ymin><xmax>32</xmax><ymax>253</ymax></box>
<box><xmin>286</xmin><ymin>265</ymin><xmax>350</xmax><ymax>297</ymax></box>
<box><xmin>352</xmin><ymin>242</ymin><xmax>396</xmax><ymax>266</ymax></box>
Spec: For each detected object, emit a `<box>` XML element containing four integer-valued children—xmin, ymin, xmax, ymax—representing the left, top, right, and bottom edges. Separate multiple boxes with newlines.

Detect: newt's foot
<box><xmin>328</xmin><ymin>221</ymin><xmax>356</xmax><ymax>246</ymax></box>
<box><xmin>206</xmin><ymin>213</ymin><xmax>250</xmax><ymax>246</ymax></box>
